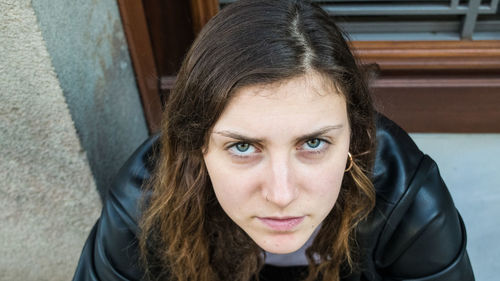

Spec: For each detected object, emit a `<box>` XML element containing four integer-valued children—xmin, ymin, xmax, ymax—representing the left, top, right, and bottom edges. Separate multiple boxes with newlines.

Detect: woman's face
<box><xmin>203</xmin><ymin>72</ymin><xmax>350</xmax><ymax>254</ymax></box>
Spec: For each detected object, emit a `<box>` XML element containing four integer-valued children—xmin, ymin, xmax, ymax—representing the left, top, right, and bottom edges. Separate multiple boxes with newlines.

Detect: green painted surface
<box><xmin>32</xmin><ymin>0</ymin><xmax>149</xmax><ymax>199</ymax></box>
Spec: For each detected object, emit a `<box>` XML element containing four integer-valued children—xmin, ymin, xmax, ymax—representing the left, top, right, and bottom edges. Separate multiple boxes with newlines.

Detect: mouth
<box><xmin>257</xmin><ymin>216</ymin><xmax>305</xmax><ymax>232</ymax></box>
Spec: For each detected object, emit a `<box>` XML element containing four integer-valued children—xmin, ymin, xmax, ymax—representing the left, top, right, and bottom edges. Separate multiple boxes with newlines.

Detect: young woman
<box><xmin>73</xmin><ymin>0</ymin><xmax>474</xmax><ymax>280</ymax></box>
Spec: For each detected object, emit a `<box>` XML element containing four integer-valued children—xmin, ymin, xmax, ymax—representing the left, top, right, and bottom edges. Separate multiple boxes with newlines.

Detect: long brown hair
<box><xmin>139</xmin><ymin>0</ymin><xmax>376</xmax><ymax>280</ymax></box>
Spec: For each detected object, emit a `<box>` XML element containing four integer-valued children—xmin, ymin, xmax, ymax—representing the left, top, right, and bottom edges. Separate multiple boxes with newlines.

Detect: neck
<box><xmin>264</xmin><ymin>225</ymin><xmax>320</xmax><ymax>266</ymax></box>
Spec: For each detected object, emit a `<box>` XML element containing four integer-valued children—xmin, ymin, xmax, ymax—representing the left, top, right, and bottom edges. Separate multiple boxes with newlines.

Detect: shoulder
<box><xmin>373</xmin><ymin>114</ymin><xmax>424</xmax><ymax>204</ymax></box>
<box><xmin>72</xmin><ymin>134</ymin><xmax>159</xmax><ymax>281</ymax></box>
<box><xmin>358</xmin><ymin>114</ymin><xmax>474</xmax><ymax>280</ymax></box>
<box><xmin>106</xmin><ymin>133</ymin><xmax>160</xmax><ymax>225</ymax></box>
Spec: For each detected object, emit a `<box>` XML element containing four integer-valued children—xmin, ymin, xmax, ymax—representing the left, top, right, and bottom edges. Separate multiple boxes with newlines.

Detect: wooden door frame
<box><xmin>117</xmin><ymin>0</ymin><xmax>163</xmax><ymax>133</ymax></box>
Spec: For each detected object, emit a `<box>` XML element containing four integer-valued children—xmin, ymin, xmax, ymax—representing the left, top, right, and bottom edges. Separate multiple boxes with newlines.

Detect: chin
<box><xmin>254</xmin><ymin>232</ymin><xmax>311</xmax><ymax>254</ymax></box>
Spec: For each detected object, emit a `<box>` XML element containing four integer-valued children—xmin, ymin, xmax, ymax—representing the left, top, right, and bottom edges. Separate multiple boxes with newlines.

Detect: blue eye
<box><xmin>235</xmin><ymin>143</ymin><xmax>250</xmax><ymax>152</ymax></box>
<box><xmin>306</xmin><ymin>138</ymin><xmax>321</xmax><ymax>148</ymax></box>
<box><xmin>228</xmin><ymin>142</ymin><xmax>256</xmax><ymax>156</ymax></box>
<box><xmin>301</xmin><ymin>138</ymin><xmax>327</xmax><ymax>151</ymax></box>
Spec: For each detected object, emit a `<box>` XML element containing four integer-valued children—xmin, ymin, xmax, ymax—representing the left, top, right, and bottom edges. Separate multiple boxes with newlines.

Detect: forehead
<box><xmin>212</xmin><ymin>72</ymin><xmax>347</xmax><ymax>133</ymax></box>
<box><xmin>236</xmin><ymin>71</ymin><xmax>341</xmax><ymax>100</ymax></box>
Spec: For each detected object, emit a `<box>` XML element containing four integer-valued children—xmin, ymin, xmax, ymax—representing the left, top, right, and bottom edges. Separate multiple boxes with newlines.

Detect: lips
<box><xmin>258</xmin><ymin>216</ymin><xmax>305</xmax><ymax>232</ymax></box>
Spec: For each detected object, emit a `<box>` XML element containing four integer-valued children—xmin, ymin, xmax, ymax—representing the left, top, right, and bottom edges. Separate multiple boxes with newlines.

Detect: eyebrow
<box><xmin>213</xmin><ymin>124</ymin><xmax>344</xmax><ymax>143</ymax></box>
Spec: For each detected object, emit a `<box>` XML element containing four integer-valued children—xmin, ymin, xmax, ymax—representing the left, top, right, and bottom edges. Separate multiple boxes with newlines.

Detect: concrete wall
<box><xmin>31</xmin><ymin>0</ymin><xmax>149</xmax><ymax>199</ymax></box>
<box><xmin>0</xmin><ymin>0</ymin><xmax>148</xmax><ymax>279</ymax></box>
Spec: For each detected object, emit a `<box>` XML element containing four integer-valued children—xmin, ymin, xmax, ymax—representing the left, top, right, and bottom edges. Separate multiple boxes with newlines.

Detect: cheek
<box><xmin>204</xmin><ymin>157</ymin><xmax>259</xmax><ymax>217</ymax></box>
<box><xmin>316</xmin><ymin>170</ymin><xmax>344</xmax><ymax>200</ymax></box>
<box><xmin>301</xmin><ymin>160</ymin><xmax>346</xmax><ymax>207</ymax></box>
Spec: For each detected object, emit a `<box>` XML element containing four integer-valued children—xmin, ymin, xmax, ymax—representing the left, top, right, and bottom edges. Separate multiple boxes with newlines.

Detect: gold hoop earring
<box><xmin>345</xmin><ymin>152</ymin><xmax>353</xmax><ymax>172</ymax></box>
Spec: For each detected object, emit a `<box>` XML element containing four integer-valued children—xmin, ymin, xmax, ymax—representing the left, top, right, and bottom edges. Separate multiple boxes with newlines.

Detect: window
<box><xmin>220</xmin><ymin>0</ymin><xmax>500</xmax><ymax>40</ymax></box>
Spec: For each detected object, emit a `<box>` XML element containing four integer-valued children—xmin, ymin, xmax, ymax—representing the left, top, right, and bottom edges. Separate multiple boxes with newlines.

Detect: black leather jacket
<box><xmin>73</xmin><ymin>116</ymin><xmax>474</xmax><ymax>281</ymax></box>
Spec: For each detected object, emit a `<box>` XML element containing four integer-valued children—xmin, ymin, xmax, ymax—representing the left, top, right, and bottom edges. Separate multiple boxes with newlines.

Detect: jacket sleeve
<box><xmin>377</xmin><ymin>156</ymin><xmax>474</xmax><ymax>281</ymax></box>
<box><xmin>72</xmin><ymin>192</ymin><xmax>144</xmax><ymax>281</ymax></box>
<box><xmin>72</xmin><ymin>135</ymin><xmax>159</xmax><ymax>281</ymax></box>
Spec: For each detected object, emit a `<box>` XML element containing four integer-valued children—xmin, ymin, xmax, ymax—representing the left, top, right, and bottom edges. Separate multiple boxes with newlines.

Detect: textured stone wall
<box><xmin>0</xmin><ymin>0</ymin><xmax>100</xmax><ymax>280</ymax></box>
<box><xmin>0</xmin><ymin>0</ymin><xmax>148</xmax><ymax>279</ymax></box>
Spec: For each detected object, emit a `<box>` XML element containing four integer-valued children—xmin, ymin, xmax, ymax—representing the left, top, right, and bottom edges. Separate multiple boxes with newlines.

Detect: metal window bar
<box><xmin>219</xmin><ymin>0</ymin><xmax>500</xmax><ymax>40</ymax></box>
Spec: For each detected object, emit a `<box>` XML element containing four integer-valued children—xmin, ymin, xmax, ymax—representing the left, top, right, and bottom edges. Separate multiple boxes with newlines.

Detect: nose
<box><xmin>263</xmin><ymin>154</ymin><xmax>298</xmax><ymax>208</ymax></box>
